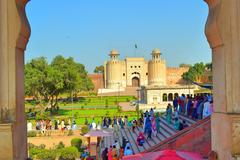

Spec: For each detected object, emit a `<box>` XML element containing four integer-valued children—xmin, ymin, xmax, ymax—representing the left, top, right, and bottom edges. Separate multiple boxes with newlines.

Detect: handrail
<box><xmin>143</xmin><ymin>116</ymin><xmax>211</xmax><ymax>153</ymax></box>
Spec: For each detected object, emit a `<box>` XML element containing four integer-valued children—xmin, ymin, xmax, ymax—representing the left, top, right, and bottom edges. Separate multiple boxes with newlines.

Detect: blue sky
<box><xmin>25</xmin><ymin>0</ymin><xmax>211</xmax><ymax>73</ymax></box>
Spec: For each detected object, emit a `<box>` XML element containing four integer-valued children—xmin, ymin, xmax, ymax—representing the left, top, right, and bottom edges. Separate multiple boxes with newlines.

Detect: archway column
<box><xmin>205</xmin><ymin>0</ymin><xmax>240</xmax><ymax>159</ymax></box>
<box><xmin>0</xmin><ymin>0</ymin><xmax>30</xmax><ymax>159</ymax></box>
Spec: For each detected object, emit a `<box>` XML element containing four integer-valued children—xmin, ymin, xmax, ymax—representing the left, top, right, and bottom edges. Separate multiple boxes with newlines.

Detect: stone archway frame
<box><xmin>0</xmin><ymin>0</ymin><xmax>30</xmax><ymax>159</ymax></box>
<box><xmin>132</xmin><ymin>76</ymin><xmax>140</xmax><ymax>87</ymax></box>
<box><xmin>131</xmin><ymin>72</ymin><xmax>141</xmax><ymax>86</ymax></box>
<box><xmin>1</xmin><ymin>0</ymin><xmax>240</xmax><ymax>159</ymax></box>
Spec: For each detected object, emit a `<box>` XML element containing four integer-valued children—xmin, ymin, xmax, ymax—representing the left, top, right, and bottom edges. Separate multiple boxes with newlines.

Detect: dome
<box><xmin>152</xmin><ymin>48</ymin><xmax>161</xmax><ymax>54</ymax></box>
<box><xmin>110</xmin><ymin>49</ymin><xmax>119</xmax><ymax>55</ymax></box>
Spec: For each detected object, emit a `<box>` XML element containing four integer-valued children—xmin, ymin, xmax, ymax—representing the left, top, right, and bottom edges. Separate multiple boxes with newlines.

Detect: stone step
<box><xmin>156</xmin><ymin>132</ymin><xmax>166</xmax><ymax>141</ymax></box>
<box><xmin>163</xmin><ymin>115</ymin><xmax>192</xmax><ymax>127</ymax></box>
<box><xmin>159</xmin><ymin>117</ymin><xmax>177</xmax><ymax>133</ymax></box>
<box><xmin>133</xmin><ymin>127</ymin><xmax>152</xmax><ymax>149</ymax></box>
<box><xmin>121</xmin><ymin>128</ymin><xmax>139</xmax><ymax>154</ymax></box>
<box><xmin>100</xmin><ymin>115</ymin><xmax>197</xmax><ymax>155</ymax></box>
<box><xmin>126</xmin><ymin>128</ymin><xmax>146</xmax><ymax>153</ymax></box>
<box><xmin>159</xmin><ymin>117</ymin><xmax>177</xmax><ymax>135</ymax></box>
<box><xmin>135</xmin><ymin>126</ymin><xmax>158</xmax><ymax>147</ymax></box>
<box><xmin>179</xmin><ymin>114</ymin><xmax>196</xmax><ymax>124</ymax></box>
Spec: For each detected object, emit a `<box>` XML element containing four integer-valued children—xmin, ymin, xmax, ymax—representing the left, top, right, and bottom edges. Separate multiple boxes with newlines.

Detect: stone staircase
<box><xmin>143</xmin><ymin>116</ymin><xmax>211</xmax><ymax>158</ymax></box>
<box><xmin>101</xmin><ymin>114</ymin><xmax>197</xmax><ymax>154</ymax></box>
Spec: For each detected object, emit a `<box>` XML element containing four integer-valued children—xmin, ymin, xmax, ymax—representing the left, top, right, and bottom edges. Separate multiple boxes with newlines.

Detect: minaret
<box><xmin>109</xmin><ymin>49</ymin><xmax>120</xmax><ymax>61</ymax></box>
<box><xmin>148</xmin><ymin>48</ymin><xmax>166</xmax><ymax>86</ymax></box>
<box><xmin>106</xmin><ymin>50</ymin><xmax>122</xmax><ymax>89</ymax></box>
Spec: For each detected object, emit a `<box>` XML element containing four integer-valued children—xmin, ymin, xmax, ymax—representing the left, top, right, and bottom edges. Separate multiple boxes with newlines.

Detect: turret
<box><xmin>106</xmin><ymin>50</ymin><xmax>123</xmax><ymax>89</ymax></box>
<box><xmin>109</xmin><ymin>49</ymin><xmax>119</xmax><ymax>61</ymax></box>
<box><xmin>148</xmin><ymin>48</ymin><xmax>166</xmax><ymax>86</ymax></box>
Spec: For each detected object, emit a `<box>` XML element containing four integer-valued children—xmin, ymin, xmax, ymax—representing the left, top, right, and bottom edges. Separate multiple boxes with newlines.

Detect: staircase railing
<box><xmin>143</xmin><ymin>116</ymin><xmax>211</xmax><ymax>153</ymax></box>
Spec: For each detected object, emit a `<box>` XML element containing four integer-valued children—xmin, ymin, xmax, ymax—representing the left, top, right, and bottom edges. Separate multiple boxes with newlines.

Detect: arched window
<box><xmin>168</xmin><ymin>93</ymin><xmax>173</xmax><ymax>101</ymax></box>
<box><xmin>163</xmin><ymin>93</ymin><xmax>167</xmax><ymax>102</ymax></box>
<box><xmin>174</xmin><ymin>93</ymin><xmax>179</xmax><ymax>98</ymax></box>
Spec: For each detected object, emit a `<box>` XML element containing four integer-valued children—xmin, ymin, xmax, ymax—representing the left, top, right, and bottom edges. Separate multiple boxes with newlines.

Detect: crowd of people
<box><xmin>27</xmin><ymin>118</ymin><xmax>77</xmax><ymax>133</ymax></box>
<box><xmin>171</xmin><ymin>94</ymin><xmax>213</xmax><ymax>119</ymax></box>
<box><xmin>166</xmin><ymin>93</ymin><xmax>213</xmax><ymax>130</ymax></box>
<box><xmin>101</xmin><ymin>138</ymin><xmax>133</xmax><ymax>160</ymax></box>
<box><xmin>99</xmin><ymin>93</ymin><xmax>214</xmax><ymax>159</ymax></box>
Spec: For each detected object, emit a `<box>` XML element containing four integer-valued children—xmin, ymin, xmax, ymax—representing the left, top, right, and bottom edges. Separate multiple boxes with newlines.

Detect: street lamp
<box><xmin>136</xmin><ymin>87</ymin><xmax>141</xmax><ymax>120</ymax></box>
<box><xmin>116</xmin><ymin>82</ymin><xmax>120</xmax><ymax>105</ymax></box>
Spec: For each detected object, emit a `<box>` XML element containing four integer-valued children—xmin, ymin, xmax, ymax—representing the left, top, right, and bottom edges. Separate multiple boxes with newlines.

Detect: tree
<box><xmin>179</xmin><ymin>63</ymin><xmax>191</xmax><ymax>68</ymax></box>
<box><xmin>205</xmin><ymin>62</ymin><xmax>212</xmax><ymax>71</ymax></box>
<box><xmin>25</xmin><ymin>55</ymin><xmax>94</xmax><ymax>112</ymax></box>
<box><xmin>25</xmin><ymin>57</ymin><xmax>49</xmax><ymax>103</ymax></box>
<box><xmin>182</xmin><ymin>62</ymin><xmax>206</xmax><ymax>82</ymax></box>
<box><xmin>94</xmin><ymin>65</ymin><xmax>104</xmax><ymax>73</ymax></box>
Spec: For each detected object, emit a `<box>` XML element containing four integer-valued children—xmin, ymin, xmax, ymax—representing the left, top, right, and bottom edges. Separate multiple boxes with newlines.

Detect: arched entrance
<box><xmin>132</xmin><ymin>77</ymin><xmax>140</xmax><ymax>87</ymax></box>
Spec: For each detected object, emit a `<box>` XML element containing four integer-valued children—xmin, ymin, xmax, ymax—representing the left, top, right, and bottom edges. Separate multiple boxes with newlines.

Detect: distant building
<box><xmin>94</xmin><ymin>49</ymin><xmax>197</xmax><ymax>110</ymax></box>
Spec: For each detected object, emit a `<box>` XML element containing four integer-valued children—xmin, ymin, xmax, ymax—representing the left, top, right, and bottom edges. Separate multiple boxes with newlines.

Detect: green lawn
<box><xmin>26</xmin><ymin>96</ymin><xmax>137</xmax><ymax>125</ymax></box>
<box><xmin>25</xmin><ymin>95</ymin><xmax>136</xmax><ymax>108</ymax></box>
<box><xmin>28</xmin><ymin>108</ymin><xmax>137</xmax><ymax>125</ymax></box>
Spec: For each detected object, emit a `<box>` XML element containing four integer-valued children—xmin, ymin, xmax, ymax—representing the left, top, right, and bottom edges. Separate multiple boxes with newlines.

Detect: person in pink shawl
<box><xmin>151</xmin><ymin>117</ymin><xmax>157</xmax><ymax>137</ymax></box>
<box><xmin>108</xmin><ymin>145</ymin><xmax>113</xmax><ymax>160</ymax></box>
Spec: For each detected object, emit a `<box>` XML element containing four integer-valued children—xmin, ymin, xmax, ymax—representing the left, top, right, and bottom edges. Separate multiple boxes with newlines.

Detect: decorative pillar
<box><xmin>205</xmin><ymin>0</ymin><xmax>240</xmax><ymax>159</ymax></box>
<box><xmin>0</xmin><ymin>0</ymin><xmax>30</xmax><ymax>159</ymax></box>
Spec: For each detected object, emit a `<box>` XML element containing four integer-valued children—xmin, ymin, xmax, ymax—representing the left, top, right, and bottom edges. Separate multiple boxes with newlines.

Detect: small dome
<box><xmin>152</xmin><ymin>48</ymin><xmax>161</xmax><ymax>54</ymax></box>
<box><xmin>110</xmin><ymin>49</ymin><xmax>119</xmax><ymax>55</ymax></box>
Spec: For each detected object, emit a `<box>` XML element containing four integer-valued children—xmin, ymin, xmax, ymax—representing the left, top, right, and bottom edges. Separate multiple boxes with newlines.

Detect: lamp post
<box><xmin>136</xmin><ymin>87</ymin><xmax>140</xmax><ymax>120</ymax></box>
<box><xmin>116</xmin><ymin>82</ymin><xmax>120</xmax><ymax>106</ymax></box>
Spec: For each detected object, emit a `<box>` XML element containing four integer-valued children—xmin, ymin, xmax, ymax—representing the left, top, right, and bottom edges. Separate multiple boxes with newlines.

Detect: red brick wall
<box><xmin>144</xmin><ymin>117</ymin><xmax>211</xmax><ymax>158</ymax></box>
<box><xmin>88</xmin><ymin>74</ymin><xmax>104</xmax><ymax>92</ymax></box>
<box><xmin>166</xmin><ymin>67</ymin><xmax>189</xmax><ymax>85</ymax></box>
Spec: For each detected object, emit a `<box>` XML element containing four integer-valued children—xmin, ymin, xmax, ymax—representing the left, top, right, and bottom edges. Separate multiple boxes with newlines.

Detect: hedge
<box><xmin>71</xmin><ymin>138</ymin><xmax>82</xmax><ymax>152</ymax></box>
<box><xmin>59</xmin><ymin>147</ymin><xmax>79</xmax><ymax>160</ymax></box>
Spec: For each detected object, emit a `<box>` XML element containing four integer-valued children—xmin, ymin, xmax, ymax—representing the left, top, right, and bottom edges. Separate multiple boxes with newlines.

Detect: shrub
<box><xmin>55</xmin><ymin>141</ymin><xmax>65</xmax><ymax>149</ymax></box>
<box><xmin>68</xmin><ymin>129</ymin><xmax>74</xmax><ymax>136</ymax></box>
<box><xmin>29</xmin><ymin>148</ymin><xmax>44</xmax><ymax>158</ymax></box>
<box><xmin>105</xmin><ymin>99</ymin><xmax>108</xmax><ymax>107</ymax></box>
<box><xmin>38</xmin><ymin>144</ymin><xmax>46</xmax><ymax>149</ymax></box>
<box><xmin>27</xmin><ymin>131</ymin><xmax>37</xmax><ymax>137</ymax></box>
<box><xmin>35</xmin><ymin>111</ymin><xmax>50</xmax><ymax>120</ymax></box>
<box><xmin>36</xmin><ymin>149</ymin><xmax>56</xmax><ymax>160</ymax></box>
<box><xmin>80</xmin><ymin>125</ymin><xmax>89</xmax><ymax>135</ymax></box>
<box><xmin>73</xmin><ymin>112</ymin><xmax>79</xmax><ymax>118</ymax></box>
<box><xmin>106</xmin><ymin>111</ymin><xmax>110</xmax><ymax>117</ymax></box>
<box><xmin>59</xmin><ymin>147</ymin><xmax>79</xmax><ymax>160</ymax></box>
<box><xmin>28</xmin><ymin>143</ymin><xmax>36</xmax><ymax>149</ymax></box>
<box><xmin>71</xmin><ymin>138</ymin><xmax>82</xmax><ymax>151</ymax></box>
<box><xmin>117</xmin><ymin>106</ymin><xmax>122</xmax><ymax>113</ymax></box>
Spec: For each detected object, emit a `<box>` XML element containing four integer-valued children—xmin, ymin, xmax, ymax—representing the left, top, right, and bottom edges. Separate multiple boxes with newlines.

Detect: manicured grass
<box><xmin>57</xmin><ymin>108</ymin><xmax>136</xmax><ymax>117</ymax></box>
<box><xmin>28</xmin><ymin>108</ymin><xmax>138</xmax><ymax>125</ymax></box>
<box><xmin>25</xmin><ymin>95</ymin><xmax>136</xmax><ymax>108</ymax></box>
<box><xmin>26</xmin><ymin>96</ymin><xmax>138</xmax><ymax>125</ymax></box>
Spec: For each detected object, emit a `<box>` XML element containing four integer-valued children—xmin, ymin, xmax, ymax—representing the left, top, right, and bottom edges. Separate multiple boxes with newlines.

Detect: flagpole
<box><xmin>134</xmin><ymin>44</ymin><xmax>137</xmax><ymax>57</ymax></box>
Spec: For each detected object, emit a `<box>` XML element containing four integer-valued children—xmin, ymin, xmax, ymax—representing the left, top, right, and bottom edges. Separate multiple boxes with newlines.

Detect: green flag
<box><xmin>135</xmin><ymin>44</ymin><xmax>138</xmax><ymax>49</ymax></box>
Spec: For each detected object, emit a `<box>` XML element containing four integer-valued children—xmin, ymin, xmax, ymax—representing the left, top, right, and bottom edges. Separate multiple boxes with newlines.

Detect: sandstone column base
<box><xmin>211</xmin><ymin>113</ymin><xmax>240</xmax><ymax>159</ymax></box>
<box><xmin>0</xmin><ymin>124</ymin><xmax>13</xmax><ymax>160</ymax></box>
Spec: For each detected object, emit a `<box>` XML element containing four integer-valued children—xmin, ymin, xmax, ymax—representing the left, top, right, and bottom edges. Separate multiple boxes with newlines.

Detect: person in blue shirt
<box><xmin>124</xmin><ymin>146</ymin><xmax>133</xmax><ymax>156</ymax></box>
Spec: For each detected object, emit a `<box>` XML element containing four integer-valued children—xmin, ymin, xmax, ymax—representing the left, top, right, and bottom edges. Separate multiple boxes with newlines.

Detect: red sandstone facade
<box><xmin>88</xmin><ymin>74</ymin><xmax>104</xmax><ymax>92</ymax></box>
<box><xmin>166</xmin><ymin>67</ymin><xmax>189</xmax><ymax>85</ymax></box>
